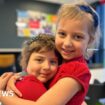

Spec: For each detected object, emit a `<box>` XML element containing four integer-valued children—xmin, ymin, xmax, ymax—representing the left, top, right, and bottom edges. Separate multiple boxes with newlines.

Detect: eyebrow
<box><xmin>34</xmin><ymin>55</ymin><xmax>58</xmax><ymax>60</ymax></box>
<box><xmin>73</xmin><ymin>30</ymin><xmax>87</xmax><ymax>35</ymax></box>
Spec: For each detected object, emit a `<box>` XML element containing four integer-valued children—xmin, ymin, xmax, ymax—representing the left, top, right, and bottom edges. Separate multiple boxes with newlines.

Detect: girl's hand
<box><xmin>0</xmin><ymin>72</ymin><xmax>13</xmax><ymax>90</ymax></box>
<box><xmin>6</xmin><ymin>73</ymin><xmax>22</xmax><ymax>97</ymax></box>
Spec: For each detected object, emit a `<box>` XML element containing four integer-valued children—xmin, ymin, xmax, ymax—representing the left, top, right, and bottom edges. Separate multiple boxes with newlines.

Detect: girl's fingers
<box><xmin>1</xmin><ymin>72</ymin><xmax>14</xmax><ymax>79</ymax></box>
<box><xmin>1</xmin><ymin>72</ymin><xmax>11</xmax><ymax>78</ymax></box>
<box><xmin>1</xmin><ymin>72</ymin><xmax>8</xmax><ymax>78</ymax></box>
<box><xmin>5</xmin><ymin>73</ymin><xmax>14</xmax><ymax>79</ymax></box>
<box><xmin>12</xmin><ymin>73</ymin><xmax>22</xmax><ymax>80</ymax></box>
<box><xmin>9</xmin><ymin>85</ymin><xmax>22</xmax><ymax>97</ymax></box>
<box><xmin>0</xmin><ymin>72</ymin><xmax>14</xmax><ymax>90</ymax></box>
<box><xmin>7</xmin><ymin>73</ymin><xmax>22</xmax><ymax>97</ymax></box>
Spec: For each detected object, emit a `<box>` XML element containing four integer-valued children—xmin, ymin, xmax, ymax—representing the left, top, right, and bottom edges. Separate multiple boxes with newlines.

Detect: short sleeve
<box><xmin>15</xmin><ymin>75</ymin><xmax>47</xmax><ymax>101</ymax></box>
<box><xmin>58</xmin><ymin>61</ymin><xmax>91</xmax><ymax>92</ymax></box>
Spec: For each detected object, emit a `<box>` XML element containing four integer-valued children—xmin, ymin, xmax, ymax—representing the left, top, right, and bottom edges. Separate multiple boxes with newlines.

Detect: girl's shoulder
<box><xmin>58</xmin><ymin>57</ymin><xmax>91</xmax><ymax>80</ymax></box>
<box><xmin>61</xmin><ymin>57</ymin><xmax>89</xmax><ymax>71</ymax></box>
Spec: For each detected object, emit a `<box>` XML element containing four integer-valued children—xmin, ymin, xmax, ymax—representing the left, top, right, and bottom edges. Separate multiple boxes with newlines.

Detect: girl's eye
<box><xmin>58</xmin><ymin>32</ymin><xmax>66</xmax><ymax>37</ymax></box>
<box><xmin>35</xmin><ymin>58</ymin><xmax>43</xmax><ymax>63</ymax></box>
<box><xmin>73</xmin><ymin>34</ymin><xmax>84</xmax><ymax>40</ymax></box>
<box><xmin>50</xmin><ymin>60</ymin><xmax>58</xmax><ymax>65</ymax></box>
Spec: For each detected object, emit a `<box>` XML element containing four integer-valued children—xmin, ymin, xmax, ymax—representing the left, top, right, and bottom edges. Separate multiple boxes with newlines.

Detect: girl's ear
<box><xmin>88</xmin><ymin>35</ymin><xmax>95</xmax><ymax>44</ymax></box>
<box><xmin>87</xmin><ymin>35</ymin><xmax>95</xmax><ymax>51</ymax></box>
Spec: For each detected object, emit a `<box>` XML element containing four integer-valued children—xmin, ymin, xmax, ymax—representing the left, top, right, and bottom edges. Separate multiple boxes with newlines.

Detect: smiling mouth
<box><xmin>40</xmin><ymin>73</ymin><xmax>50</xmax><ymax>77</ymax></box>
<box><xmin>62</xmin><ymin>48</ymin><xmax>74</xmax><ymax>54</ymax></box>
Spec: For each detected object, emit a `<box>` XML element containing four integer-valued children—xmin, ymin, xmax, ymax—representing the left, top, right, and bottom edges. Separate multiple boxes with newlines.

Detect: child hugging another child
<box><xmin>0</xmin><ymin>1</ymin><xmax>101</xmax><ymax>105</ymax></box>
<box><xmin>15</xmin><ymin>33</ymin><xmax>61</xmax><ymax>101</ymax></box>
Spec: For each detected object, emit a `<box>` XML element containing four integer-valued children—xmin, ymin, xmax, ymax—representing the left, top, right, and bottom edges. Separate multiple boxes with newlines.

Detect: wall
<box><xmin>0</xmin><ymin>0</ymin><xmax>60</xmax><ymax>49</ymax></box>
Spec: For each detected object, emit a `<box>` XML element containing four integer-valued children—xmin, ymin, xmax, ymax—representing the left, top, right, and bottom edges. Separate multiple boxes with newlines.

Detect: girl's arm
<box><xmin>35</xmin><ymin>77</ymin><xmax>81</xmax><ymax>105</ymax></box>
<box><xmin>81</xmin><ymin>101</ymin><xmax>87</xmax><ymax>105</ymax></box>
<box><xmin>0</xmin><ymin>96</ymin><xmax>35</xmax><ymax>105</ymax></box>
<box><xmin>1</xmin><ymin>77</ymin><xmax>81</xmax><ymax>105</ymax></box>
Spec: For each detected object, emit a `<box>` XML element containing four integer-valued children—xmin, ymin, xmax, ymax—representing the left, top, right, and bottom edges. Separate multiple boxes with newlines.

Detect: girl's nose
<box><xmin>63</xmin><ymin>37</ymin><xmax>72</xmax><ymax>48</ymax></box>
<box><xmin>43</xmin><ymin>60</ymin><xmax>50</xmax><ymax>71</ymax></box>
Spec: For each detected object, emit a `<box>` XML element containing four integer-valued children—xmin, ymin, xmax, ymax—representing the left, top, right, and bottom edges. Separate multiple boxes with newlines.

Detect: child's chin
<box><xmin>40</xmin><ymin>79</ymin><xmax>48</xmax><ymax>83</ymax></box>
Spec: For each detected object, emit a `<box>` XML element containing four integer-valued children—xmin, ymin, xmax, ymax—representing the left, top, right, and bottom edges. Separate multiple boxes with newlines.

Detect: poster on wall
<box><xmin>16</xmin><ymin>10</ymin><xmax>57</xmax><ymax>37</ymax></box>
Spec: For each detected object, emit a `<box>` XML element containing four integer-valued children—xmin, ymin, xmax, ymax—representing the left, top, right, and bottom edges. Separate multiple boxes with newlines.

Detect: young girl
<box><xmin>0</xmin><ymin>1</ymin><xmax>101</xmax><ymax>105</ymax></box>
<box><xmin>14</xmin><ymin>33</ymin><xmax>61</xmax><ymax>101</ymax></box>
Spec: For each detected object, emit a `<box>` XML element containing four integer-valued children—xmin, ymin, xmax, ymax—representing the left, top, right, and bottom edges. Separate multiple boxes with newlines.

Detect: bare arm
<box><xmin>1</xmin><ymin>77</ymin><xmax>81</xmax><ymax>105</ymax></box>
<box><xmin>81</xmin><ymin>101</ymin><xmax>87</xmax><ymax>105</ymax></box>
<box><xmin>0</xmin><ymin>96</ymin><xmax>35</xmax><ymax>105</ymax></box>
<box><xmin>35</xmin><ymin>77</ymin><xmax>81</xmax><ymax>105</ymax></box>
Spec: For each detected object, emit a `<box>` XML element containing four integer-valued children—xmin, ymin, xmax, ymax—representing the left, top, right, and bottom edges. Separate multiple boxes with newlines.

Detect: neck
<box><xmin>62</xmin><ymin>55</ymin><xmax>83</xmax><ymax>63</ymax></box>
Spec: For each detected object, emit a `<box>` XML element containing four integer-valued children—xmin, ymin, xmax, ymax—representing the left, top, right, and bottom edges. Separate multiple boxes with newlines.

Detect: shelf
<box><xmin>0</xmin><ymin>48</ymin><xmax>21</xmax><ymax>53</ymax></box>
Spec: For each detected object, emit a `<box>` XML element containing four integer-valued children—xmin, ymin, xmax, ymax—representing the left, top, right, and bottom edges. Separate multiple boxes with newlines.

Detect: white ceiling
<box><xmin>36</xmin><ymin>0</ymin><xmax>99</xmax><ymax>4</ymax></box>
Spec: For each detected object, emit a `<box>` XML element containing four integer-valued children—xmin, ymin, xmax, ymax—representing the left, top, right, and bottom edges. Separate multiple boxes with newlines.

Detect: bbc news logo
<box><xmin>0</xmin><ymin>90</ymin><xmax>14</xmax><ymax>97</ymax></box>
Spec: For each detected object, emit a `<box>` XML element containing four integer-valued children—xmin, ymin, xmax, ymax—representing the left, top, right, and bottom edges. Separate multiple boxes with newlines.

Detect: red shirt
<box><xmin>16</xmin><ymin>56</ymin><xmax>91</xmax><ymax>104</ymax></box>
<box><xmin>48</xmin><ymin>56</ymin><xmax>91</xmax><ymax>105</ymax></box>
<box><xmin>15</xmin><ymin>75</ymin><xmax>47</xmax><ymax>101</ymax></box>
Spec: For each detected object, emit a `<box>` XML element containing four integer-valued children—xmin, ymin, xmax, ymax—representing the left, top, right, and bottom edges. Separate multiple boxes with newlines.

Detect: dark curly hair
<box><xmin>20</xmin><ymin>33</ymin><xmax>62</xmax><ymax>70</ymax></box>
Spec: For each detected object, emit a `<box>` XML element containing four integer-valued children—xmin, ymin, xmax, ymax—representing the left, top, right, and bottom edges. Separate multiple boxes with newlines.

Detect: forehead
<box><xmin>57</xmin><ymin>18</ymin><xmax>89</xmax><ymax>33</ymax></box>
<box><xmin>38</xmin><ymin>47</ymin><xmax>55</xmax><ymax>53</ymax></box>
<box><xmin>57</xmin><ymin>5</ymin><xmax>92</xmax><ymax>26</ymax></box>
<box><xmin>31</xmin><ymin>50</ymin><xmax>58</xmax><ymax>59</ymax></box>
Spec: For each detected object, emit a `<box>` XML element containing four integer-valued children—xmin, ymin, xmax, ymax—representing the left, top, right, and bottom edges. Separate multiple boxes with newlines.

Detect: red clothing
<box><xmin>16</xmin><ymin>56</ymin><xmax>91</xmax><ymax>104</ymax></box>
<box><xmin>48</xmin><ymin>56</ymin><xmax>91</xmax><ymax>105</ymax></box>
<box><xmin>15</xmin><ymin>75</ymin><xmax>47</xmax><ymax>101</ymax></box>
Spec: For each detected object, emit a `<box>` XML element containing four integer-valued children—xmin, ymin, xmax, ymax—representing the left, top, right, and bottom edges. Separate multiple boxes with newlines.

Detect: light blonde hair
<box><xmin>56</xmin><ymin>1</ymin><xmax>101</xmax><ymax>60</ymax></box>
<box><xmin>20</xmin><ymin>33</ymin><xmax>62</xmax><ymax>70</ymax></box>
